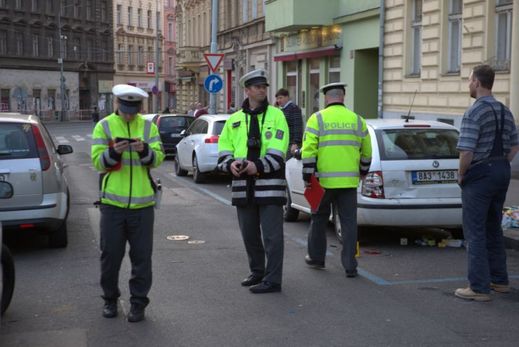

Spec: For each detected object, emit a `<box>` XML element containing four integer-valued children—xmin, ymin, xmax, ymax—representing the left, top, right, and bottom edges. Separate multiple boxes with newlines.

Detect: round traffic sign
<box><xmin>204</xmin><ymin>74</ymin><xmax>223</xmax><ymax>94</ymax></box>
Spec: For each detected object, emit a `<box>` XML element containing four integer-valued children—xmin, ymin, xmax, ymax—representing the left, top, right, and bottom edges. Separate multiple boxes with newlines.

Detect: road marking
<box><xmin>86</xmin><ymin>134</ymin><xmax>92</xmax><ymax>138</ymax></box>
<box><xmin>72</xmin><ymin>135</ymin><xmax>85</xmax><ymax>142</ymax></box>
<box><xmin>55</xmin><ymin>136</ymin><xmax>70</xmax><ymax>144</ymax></box>
<box><xmin>167</xmin><ymin>172</ymin><xmax>232</xmax><ymax>206</ymax></box>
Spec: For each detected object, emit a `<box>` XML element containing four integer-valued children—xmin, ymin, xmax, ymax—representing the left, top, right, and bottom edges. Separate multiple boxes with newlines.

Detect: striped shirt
<box><xmin>457</xmin><ymin>96</ymin><xmax>518</xmax><ymax>163</ymax></box>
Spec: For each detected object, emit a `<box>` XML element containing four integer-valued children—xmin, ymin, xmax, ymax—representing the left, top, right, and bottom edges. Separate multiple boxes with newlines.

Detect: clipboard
<box><xmin>304</xmin><ymin>175</ymin><xmax>325</xmax><ymax>212</ymax></box>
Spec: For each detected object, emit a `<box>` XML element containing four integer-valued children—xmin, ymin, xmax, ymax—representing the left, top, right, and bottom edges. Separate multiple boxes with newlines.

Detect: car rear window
<box><xmin>0</xmin><ymin>123</ymin><xmax>38</xmax><ymax>160</ymax></box>
<box><xmin>159</xmin><ymin>116</ymin><xmax>190</xmax><ymax>130</ymax></box>
<box><xmin>212</xmin><ymin>121</ymin><xmax>226</xmax><ymax>135</ymax></box>
<box><xmin>376</xmin><ymin>128</ymin><xmax>459</xmax><ymax>160</ymax></box>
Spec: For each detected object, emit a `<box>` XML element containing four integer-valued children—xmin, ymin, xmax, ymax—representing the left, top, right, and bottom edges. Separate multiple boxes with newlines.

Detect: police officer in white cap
<box><xmin>217</xmin><ymin>69</ymin><xmax>289</xmax><ymax>293</ymax></box>
<box><xmin>301</xmin><ymin>82</ymin><xmax>372</xmax><ymax>278</ymax></box>
<box><xmin>91</xmin><ymin>84</ymin><xmax>165</xmax><ymax>322</ymax></box>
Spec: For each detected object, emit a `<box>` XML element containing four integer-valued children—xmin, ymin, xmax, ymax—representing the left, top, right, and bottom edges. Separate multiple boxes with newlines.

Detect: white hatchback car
<box><xmin>174</xmin><ymin>114</ymin><xmax>230</xmax><ymax>183</ymax></box>
<box><xmin>285</xmin><ymin>119</ymin><xmax>462</xmax><ymax>240</ymax></box>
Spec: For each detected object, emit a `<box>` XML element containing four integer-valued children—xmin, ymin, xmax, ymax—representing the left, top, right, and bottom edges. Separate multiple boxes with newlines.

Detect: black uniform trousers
<box><xmin>236</xmin><ymin>204</ymin><xmax>284</xmax><ymax>285</ymax></box>
<box><xmin>99</xmin><ymin>204</ymin><xmax>154</xmax><ymax>307</ymax></box>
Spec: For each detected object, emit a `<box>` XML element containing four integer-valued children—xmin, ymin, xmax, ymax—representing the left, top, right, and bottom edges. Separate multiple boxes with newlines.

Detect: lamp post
<box><xmin>154</xmin><ymin>0</ymin><xmax>160</xmax><ymax>113</ymax></box>
<box><xmin>57</xmin><ymin>2</ymin><xmax>66</xmax><ymax>121</ymax></box>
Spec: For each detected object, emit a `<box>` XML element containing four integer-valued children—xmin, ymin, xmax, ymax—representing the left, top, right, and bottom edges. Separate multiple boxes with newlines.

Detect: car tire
<box><xmin>192</xmin><ymin>155</ymin><xmax>204</xmax><ymax>184</ymax></box>
<box><xmin>447</xmin><ymin>227</ymin><xmax>464</xmax><ymax>239</ymax></box>
<box><xmin>1</xmin><ymin>244</ymin><xmax>15</xmax><ymax>316</ymax></box>
<box><xmin>283</xmin><ymin>189</ymin><xmax>299</xmax><ymax>222</ymax></box>
<box><xmin>333</xmin><ymin>204</ymin><xmax>343</xmax><ymax>243</ymax></box>
<box><xmin>175</xmin><ymin>155</ymin><xmax>188</xmax><ymax>176</ymax></box>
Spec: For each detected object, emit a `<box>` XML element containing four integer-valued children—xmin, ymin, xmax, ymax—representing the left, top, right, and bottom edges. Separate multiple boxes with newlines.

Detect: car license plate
<box><xmin>411</xmin><ymin>170</ymin><xmax>457</xmax><ymax>184</ymax></box>
<box><xmin>171</xmin><ymin>133</ymin><xmax>181</xmax><ymax>138</ymax></box>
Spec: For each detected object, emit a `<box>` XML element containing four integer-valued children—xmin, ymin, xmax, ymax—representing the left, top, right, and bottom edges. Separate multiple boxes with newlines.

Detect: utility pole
<box><xmin>58</xmin><ymin>2</ymin><xmax>66</xmax><ymax>122</ymax></box>
<box><xmin>154</xmin><ymin>0</ymin><xmax>160</xmax><ymax>113</ymax></box>
<box><xmin>208</xmin><ymin>0</ymin><xmax>219</xmax><ymax>115</ymax></box>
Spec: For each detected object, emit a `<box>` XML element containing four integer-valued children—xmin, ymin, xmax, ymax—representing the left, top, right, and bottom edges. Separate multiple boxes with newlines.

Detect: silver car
<box><xmin>0</xmin><ymin>113</ymin><xmax>73</xmax><ymax>248</ymax></box>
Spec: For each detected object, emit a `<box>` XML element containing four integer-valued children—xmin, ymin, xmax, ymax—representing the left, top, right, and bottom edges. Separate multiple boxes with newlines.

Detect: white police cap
<box><xmin>112</xmin><ymin>84</ymin><xmax>148</xmax><ymax>114</ymax></box>
<box><xmin>320</xmin><ymin>82</ymin><xmax>347</xmax><ymax>94</ymax></box>
<box><xmin>239</xmin><ymin>68</ymin><xmax>270</xmax><ymax>88</ymax></box>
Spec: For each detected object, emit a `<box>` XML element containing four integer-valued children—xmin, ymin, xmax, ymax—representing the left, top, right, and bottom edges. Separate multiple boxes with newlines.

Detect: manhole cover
<box><xmin>166</xmin><ymin>235</ymin><xmax>190</xmax><ymax>241</ymax></box>
<box><xmin>187</xmin><ymin>240</ymin><xmax>205</xmax><ymax>245</ymax></box>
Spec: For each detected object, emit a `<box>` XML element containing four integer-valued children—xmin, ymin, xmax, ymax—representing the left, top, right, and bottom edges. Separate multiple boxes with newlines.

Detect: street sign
<box><xmin>204</xmin><ymin>74</ymin><xmax>223</xmax><ymax>94</ymax></box>
<box><xmin>204</xmin><ymin>53</ymin><xmax>224</xmax><ymax>73</ymax></box>
<box><xmin>146</xmin><ymin>62</ymin><xmax>155</xmax><ymax>74</ymax></box>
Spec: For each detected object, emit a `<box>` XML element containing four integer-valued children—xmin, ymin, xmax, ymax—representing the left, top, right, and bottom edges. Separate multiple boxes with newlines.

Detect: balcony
<box><xmin>176</xmin><ymin>46</ymin><xmax>203</xmax><ymax>66</ymax></box>
<box><xmin>265</xmin><ymin>0</ymin><xmax>337</xmax><ymax>32</ymax></box>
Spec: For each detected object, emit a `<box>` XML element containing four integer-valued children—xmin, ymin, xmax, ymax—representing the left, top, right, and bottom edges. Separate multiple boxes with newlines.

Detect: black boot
<box><xmin>102</xmin><ymin>301</ymin><xmax>118</xmax><ymax>318</ymax></box>
<box><xmin>127</xmin><ymin>304</ymin><xmax>145</xmax><ymax>323</ymax></box>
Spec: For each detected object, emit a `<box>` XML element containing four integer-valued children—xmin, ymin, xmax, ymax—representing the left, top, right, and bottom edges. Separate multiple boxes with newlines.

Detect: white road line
<box><xmin>72</xmin><ymin>135</ymin><xmax>85</xmax><ymax>142</ymax></box>
<box><xmin>86</xmin><ymin>134</ymin><xmax>93</xmax><ymax>138</ymax></box>
<box><xmin>167</xmin><ymin>172</ymin><xmax>232</xmax><ymax>206</ymax></box>
<box><xmin>55</xmin><ymin>136</ymin><xmax>70</xmax><ymax>143</ymax></box>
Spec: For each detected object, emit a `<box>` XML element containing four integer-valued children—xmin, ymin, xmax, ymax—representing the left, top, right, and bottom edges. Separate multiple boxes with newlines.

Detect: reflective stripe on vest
<box><xmin>316</xmin><ymin>171</ymin><xmax>359</xmax><ymax>178</ymax></box>
<box><xmin>103</xmin><ymin>192</ymin><xmax>155</xmax><ymax>205</ymax></box>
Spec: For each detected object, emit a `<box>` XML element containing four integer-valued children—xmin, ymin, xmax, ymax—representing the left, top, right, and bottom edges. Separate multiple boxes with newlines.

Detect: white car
<box><xmin>285</xmin><ymin>119</ymin><xmax>462</xmax><ymax>240</ymax></box>
<box><xmin>174</xmin><ymin>114</ymin><xmax>230</xmax><ymax>183</ymax></box>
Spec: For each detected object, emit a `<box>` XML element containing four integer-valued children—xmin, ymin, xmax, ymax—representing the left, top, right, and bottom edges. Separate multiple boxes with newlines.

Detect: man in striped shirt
<box><xmin>455</xmin><ymin>64</ymin><xmax>519</xmax><ymax>302</ymax></box>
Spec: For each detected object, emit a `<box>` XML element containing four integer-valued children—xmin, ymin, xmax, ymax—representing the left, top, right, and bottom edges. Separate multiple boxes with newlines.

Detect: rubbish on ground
<box><xmin>446</xmin><ymin>239</ymin><xmax>463</xmax><ymax>247</ymax></box>
<box><xmin>400</xmin><ymin>238</ymin><xmax>408</xmax><ymax>246</ymax></box>
<box><xmin>187</xmin><ymin>240</ymin><xmax>205</xmax><ymax>244</ymax></box>
<box><xmin>502</xmin><ymin>206</ymin><xmax>519</xmax><ymax>228</ymax></box>
<box><xmin>355</xmin><ymin>241</ymin><xmax>360</xmax><ymax>257</ymax></box>
<box><xmin>166</xmin><ymin>235</ymin><xmax>190</xmax><ymax>241</ymax></box>
<box><xmin>364</xmin><ymin>249</ymin><xmax>381</xmax><ymax>255</ymax></box>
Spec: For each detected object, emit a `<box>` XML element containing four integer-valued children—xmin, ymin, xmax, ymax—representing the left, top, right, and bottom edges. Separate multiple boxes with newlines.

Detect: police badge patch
<box><xmin>275</xmin><ymin>129</ymin><xmax>284</xmax><ymax>140</ymax></box>
<box><xmin>265</xmin><ymin>131</ymin><xmax>272</xmax><ymax>139</ymax></box>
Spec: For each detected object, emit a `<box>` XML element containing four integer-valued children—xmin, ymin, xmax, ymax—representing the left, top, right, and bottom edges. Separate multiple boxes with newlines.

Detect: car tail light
<box><xmin>204</xmin><ymin>135</ymin><xmax>219</xmax><ymax>143</ymax></box>
<box><xmin>31</xmin><ymin>125</ymin><xmax>51</xmax><ymax>171</ymax></box>
<box><xmin>20</xmin><ymin>224</ymin><xmax>35</xmax><ymax>229</ymax></box>
<box><xmin>361</xmin><ymin>171</ymin><xmax>385</xmax><ymax>198</ymax></box>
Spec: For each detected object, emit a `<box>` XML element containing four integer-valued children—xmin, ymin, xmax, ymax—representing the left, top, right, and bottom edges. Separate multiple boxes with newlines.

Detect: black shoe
<box><xmin>305</xmin><ymin>255</ymin><xmax>325</xmax><ymax>269</ymax></box>
<box><xmin>346</xmin><ymin>269</ymin><xmax>358</xmax><ymax>278</ymax></box>
<box><xmin>241</xmin><ymin>274</ymin><xmax>263</xmax><ymax>287</ymax></box>
<box><xmin>102</xmin><ymin>301</ymin><xmax>118</xmax><ymax>318</ymax></box>
<box><xmin>249</xmin><ymin>281</ymin><xmax>282</xmax><ymax>294</ymax></box>
<box><xmin>127</xmin><ymin>305</ymin><xmax>145</xmax><ymax>323</ymax></box>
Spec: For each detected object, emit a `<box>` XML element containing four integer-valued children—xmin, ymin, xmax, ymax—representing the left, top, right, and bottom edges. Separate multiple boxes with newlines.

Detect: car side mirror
<box><xmin>293</xmin><ymin>148</ymin><xmax>302</xmax><ymax>160</ymax></box>
<box><xmin>0</xmin><ymin>181</ymin><xmax>13</xmax><ymax>199</ymax></box>
<box><xmin>180</xmin><ymin>129</ymin><xmax>187</xmax><ymax>137</ymax></box>
<box><xmin>57</xmin><ymin>144</ymin><xmax>73</xmax><ymax>155</ymax></box>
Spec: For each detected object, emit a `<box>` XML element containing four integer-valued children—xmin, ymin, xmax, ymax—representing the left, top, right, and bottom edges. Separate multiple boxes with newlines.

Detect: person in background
<box><xmin>275</xmin><ymin>89</ymin><xmax>303</xmax><ymax>157</ymax></box>
<box><xmin>455</xmin><ymin>64</ymin><xmax>519</xmax><ymax>302</ymax></box>
<box><xmin>92</xmin><ymin>106</ymin><xmax>100</xmax><ymax>124</ymax></box>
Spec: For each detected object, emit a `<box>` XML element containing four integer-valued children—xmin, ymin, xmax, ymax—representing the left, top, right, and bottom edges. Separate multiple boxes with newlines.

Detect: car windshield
<box><xmin>212</xmin><ymin>121</ymin><xmax>226</xmax><ymax>135</ymax></box>
<box><xmin>160</xmin><ymin>116</ymin><xmax>190</xmax><ymax>130</ymax></box>
<box><xmin>0</xmin><ymin>123</ymin><xmax>38</xmax><ymax>160</ymax></box>
<box><xmin>376</xmin><ymin>128</ymin><xmax>459</xmax><ymax>160</ymax></box>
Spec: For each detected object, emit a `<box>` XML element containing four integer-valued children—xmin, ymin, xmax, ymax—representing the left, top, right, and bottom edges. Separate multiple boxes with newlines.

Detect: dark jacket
<box><xmin>282</xmin><ymin>101</ymin><xmax>303</xmax><ymax>146</ymax></box>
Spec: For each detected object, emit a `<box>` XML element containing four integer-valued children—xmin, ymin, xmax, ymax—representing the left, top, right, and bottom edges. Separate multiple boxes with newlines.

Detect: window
<box><xmin>252</xmin><ymin>0</ymin><xmax>258</xmax><ymax>19</ymax></box>
<box><xmin>47</xmin><ymin>36</ymin><xmax>53</xmax><ymax>57</ymax></box>
<box><xmin>47</xmin><ymin>89</ymin><xmax>56</xmax><ymax>110</ymax></box>
<box><xmin>116</xmin><ymin>5</ymin><xmax>122</xmax><ymax>25</ymax></box>
<box><xmin>87</xmin><ymin>39</ymin><xmax>93</xmax><ymax>60</ymax></box>
<box><xmin>138</xmin><ymin>9</ymin><xmax>142</xmax><ymax>27</ymax></box>
<box><xmin>74</xmin><ymin>2</ymin><xmax>79</xmax><ymax>17</ymax></box>
<box><xmin>128</xmin><ymin>44</ymin><xmax>133</xmax><ymax>65</ymax></box>
<box><xmin>86</xmin><ymin>0</ymin><xmax>92</xmax><ymax>20</ymax></box>
<box><xmin>15</xmin><ymin>0</ymin><xmax>22</xmax><ymax>10</ymax></box>
<box><xmin>31</xmin><ymin>0</ymin><xmax>38</xmax><ymax>12</ymax></box>
<box><xmin>286</xmin><ymin>61</ymin><xmax>298</xmax><ymax>105</ymax></box>
<box><xmin>242</xmin><ymin>0</ymin><xmax>248</xmax><ymax>23</ymax></box>
<box><xmin>168</xmin><ymin>22</ymin><xmax>173</xmax><ymax>41</ymax></box>
<box><xmin>309</xmin><ymin>59</ymin><xmax>320</xmax><ymax>114</ymax></box>
<box><xmin>156</xmin><ymin>11</ymin><xmax>161</xmax><ymax>30</ymax></box>
<box><xmin>148</xmin><ymin>46</ymin><xmax>153</xmax><ymax>61</ymax></box>
<box><xmin>73</xmin><ymin>38</ymin><xmax>80</xmax><ymax>59</ymax></box>
<box><xmin>447</xmin><ymin>0</ymin><xmax>462</xmax><ymax>73</ymax></box>
<box><xmin>0</xmin><ymin>0</ymin><xmax>6</xmax><ymax>8</ymax></box>
<box><xmin>32</xmin><ymin>35</ymin><xmax>39</xmax><ymax>56</ymax></box>
<box><xmin>328</xmin><ymin>56</ymin><xmax>341</xmax><ymax>82</ymax></box>
<box><xmin>128</xmin><ymin>7</ymin><xmax>132</xmax><ymax>26</ymax></box>
<box><xmin>168</xmin><ymin>56</ymin><xmax>173</xmax><ymax>75</ymax></box>
<box><xmin>1</xmin><ymin>89</ymin><xmax>10</xmax><ymax>112</ymax></box>
<box><xmin>16</xmin><ymin>32</ymin><xmax>23</xmax><ymax>56</ymax></box>
<box><xmin>495</xmin><ymin>0</ymin><xmax>513</xmax><ymax>70</ymax></box>
<box><xmin>101</xmin><ymin>1</ymin><xmax>107</xmax><ymax>22</ymax></box>
<box><xmin>147</xmin><ymin>10</ymin><xmax>152</xmax><ymax>28</ymax></box>
<box><xmin>0</xmin><ymin>30</ymin><xmax>6</xmax><ymax>55</ymax></box>
<box><xmin>62</xmin><ymin>38</ymin><xmax>67</xmax><ymax>58</ymax></box>
<box><xmin>46</xmin><ymin>0</ymin><xmax>53</xmax><ymax>13</ymax></box>
<box><xmin>137</xmin><ymin>46</ymin><xmax>144</xmax><ymax>65</ymax></box>
<box><xmin>409</xmin><ymin>0</ymin><xmax>422</xmax><ymax>76</ymax></box>
<box><xmin>117</xmin><ymin>43</ymin><xmax>123</xmax><ymax>64</ymax></box>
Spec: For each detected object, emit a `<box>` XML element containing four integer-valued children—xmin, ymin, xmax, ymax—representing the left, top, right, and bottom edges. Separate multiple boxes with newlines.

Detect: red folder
<box><xmin>304</xmin><ymin>175</ymin><xmax>325</xmax><ymax>212</ymax></box>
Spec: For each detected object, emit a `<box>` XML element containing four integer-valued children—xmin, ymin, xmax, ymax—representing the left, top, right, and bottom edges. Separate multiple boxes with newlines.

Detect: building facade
<box><xmin>164</xmin><ymin>0</ymin><xmax>177</xmax><ymax>111</ymax></box>
<box><xmin>383</xmin><ymin>0</ymin><xmax>519</xmax><ymax>127</ymax></box>
<box><xmin>265</xmin><ymin>0</ymin><xmax>381</xmax><ymax>121</ymax></box>
<box><xmin>113</xmin><ymin>0</ymin><xmax>165</xmax><ymax>114</ymax></box>
<box><xmin>0</xmin><ymin>0</ymin><xmax>114</xmax><ymax>120</ymax></box>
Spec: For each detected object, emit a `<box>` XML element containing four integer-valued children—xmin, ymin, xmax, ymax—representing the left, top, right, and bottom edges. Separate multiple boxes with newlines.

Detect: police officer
<box><xmin>301</xmin><ymin>82</ymin><xmax>372</xmax><ymax>278</ymax></box>
<box><xmin>91</xmin><ymin>84</ymin><xmax>165</xmax><ymax>322</ymax></box>
<box><xmin>217</xmin><ymin>69</ymin><xmax>289</xmax><ymax>294</ymax></box>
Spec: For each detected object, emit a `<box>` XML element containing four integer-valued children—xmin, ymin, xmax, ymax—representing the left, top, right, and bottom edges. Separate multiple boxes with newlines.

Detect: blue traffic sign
<box><xmin>204</xmin><ymin>74</ymin><xmax>223</xmax><ymax>94</ymax></box>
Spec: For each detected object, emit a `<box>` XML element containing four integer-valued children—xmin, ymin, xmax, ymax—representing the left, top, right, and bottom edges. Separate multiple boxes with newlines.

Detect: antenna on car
<box><xmin>405</xmin><ymin>90</ymin><xmax>418</xmax><ymax>123</ymax></box>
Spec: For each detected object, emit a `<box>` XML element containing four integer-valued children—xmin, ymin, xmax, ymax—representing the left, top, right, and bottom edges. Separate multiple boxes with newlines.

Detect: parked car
<box><xmin>175</xmin><ymin>114</ymin><xmax>230</xmax><ymax>183</ymax></box>
<box><xmin>140</xmin><ymin>113</ymin><xmax>160</xmax><ymax>124</ymax></box>
<box><xmin>285</xmin><ymin>119</ymin><xmax>462</xmax><ymax>241</ymax></box>
<box><xmin>0</xmin><ymin>113</ymin><xmax>73</xmax><ymax>248</ymax></box>
<box><xmin>1</xmin><ymin>184</ymin><xmax>15</xmax><ymax>316</ymax></box>
<box><xmin>156</xmin><ymin>114</ymin><xmax>194</xmax><ymax>156</ymax></box>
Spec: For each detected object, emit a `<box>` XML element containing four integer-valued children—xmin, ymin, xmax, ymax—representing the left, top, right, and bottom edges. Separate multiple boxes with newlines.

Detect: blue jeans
<box><xmin>461</xmin><ymin>159</ymin><xmax>510</xmax><ymax>293</ymax></box>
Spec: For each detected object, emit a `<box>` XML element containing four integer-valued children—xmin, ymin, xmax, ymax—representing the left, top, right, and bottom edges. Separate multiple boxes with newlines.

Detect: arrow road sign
<box><xmin>204</xmin><ymin>53</ymin><xmax>224</xmax><ymax>73</ymax></box>
<box><xmin>204</xmin><ymin>74</ymin><xmax>223</xmax><ymax>94</ymax></box>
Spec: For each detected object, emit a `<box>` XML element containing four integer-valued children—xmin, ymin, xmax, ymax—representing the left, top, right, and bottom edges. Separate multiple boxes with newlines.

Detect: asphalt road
<box><xmin>2</xmin><ymin>121</ymin><xmax>519</xmax><ymax>347</ymax></box>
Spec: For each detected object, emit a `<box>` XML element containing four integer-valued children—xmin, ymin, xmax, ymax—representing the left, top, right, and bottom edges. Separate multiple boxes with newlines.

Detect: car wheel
<box><xmin>447</xmin><ymin>227</ymin><xmax>464</xmax><ymax>239</ymax></box>
<box><xmin>333</xmin><ymin>204</ymin><xmax>343</xmax><ymax>243</ymax></box>
<box><xmin>175</xmin><ymin>155</ymin><xmax>188</xmax><ymax>176</ymax></box>
<box><xmin>192</xmin><ymin>155</ymin><xmax>204</xmax><ymax>184</ymax></box>
<box><xmin>1</xmin><ymin>244</ymin><xmax>15</xmax><ymax>316</ymax></box>
<box><xmin>283</xmin><ymin>189</ymin><xmax>299</xmax><ymax>222</ymax></box>
<box><xmin>49</xmin><ymin>221</ymin><xmax>68</xmax><ymax>248</ymax></box>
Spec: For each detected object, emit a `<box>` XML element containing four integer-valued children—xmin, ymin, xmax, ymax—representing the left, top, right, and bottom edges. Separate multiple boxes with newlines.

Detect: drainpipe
<box><xmin>509</xmin><ymin>1</ymin><xmax>519</xmax><ymax>124</ymax></box>
<box><xmin>377</xmin><ymin>0</ymin><xmax>385</xmax><ymax>119</ymax></box>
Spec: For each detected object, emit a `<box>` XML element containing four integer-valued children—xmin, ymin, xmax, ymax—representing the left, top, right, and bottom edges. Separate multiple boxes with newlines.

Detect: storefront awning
<box><xmin>273</xmin><ymin>46</ymin><xmax>341</xmax><ymax>62</ymax></box>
